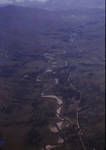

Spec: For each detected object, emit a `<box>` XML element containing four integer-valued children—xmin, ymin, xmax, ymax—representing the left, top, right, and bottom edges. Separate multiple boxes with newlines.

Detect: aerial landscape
<box><xmin>0</xmin><ymin>0</ymin><xmax>105</xmax><ymax>150</ymax></box>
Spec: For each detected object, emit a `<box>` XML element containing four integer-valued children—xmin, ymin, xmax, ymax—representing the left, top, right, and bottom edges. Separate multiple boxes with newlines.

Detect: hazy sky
<box><xmin>0</xmin><ymin>0</ymin><xmax>47</xmax><ymax>4</ymax></box>
<box><xmin>0</xmin><ymin>0</ymin><xmax>48</xmax><ymax>3</ymax></box>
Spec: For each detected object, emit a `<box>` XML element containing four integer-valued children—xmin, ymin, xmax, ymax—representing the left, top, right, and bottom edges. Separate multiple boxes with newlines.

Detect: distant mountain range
<box><xmin>44</xmin><ymin>0</ymin><xmax>105</xmax><ymax>10</ymax></box>
<box><xmin>0</xmin><ymin>0</ymin><xmax>105</xmax><ymax>9</ymax></box>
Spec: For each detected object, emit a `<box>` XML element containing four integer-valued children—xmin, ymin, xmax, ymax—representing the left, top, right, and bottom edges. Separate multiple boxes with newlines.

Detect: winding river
<box><xmin>41</xmin><ymin>95</ymin><xmax>64</xmax><ymax>150</ymax></box>
<box><xmin>41</xmin><ymin>90</ymin><xmax>86</xmax><ymax>150</ymax></box>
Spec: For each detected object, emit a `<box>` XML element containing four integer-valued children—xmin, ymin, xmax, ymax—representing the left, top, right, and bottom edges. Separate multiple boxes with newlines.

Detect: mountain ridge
<box><xmin>0</xmin><ymin>0</ymin><xmax>105</xmax><ymax>9</ymax></box>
